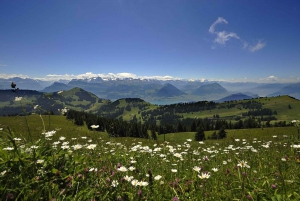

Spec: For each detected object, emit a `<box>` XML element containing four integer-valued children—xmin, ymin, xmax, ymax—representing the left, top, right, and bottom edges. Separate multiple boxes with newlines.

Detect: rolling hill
<box><xmin>0</xmin><ymin>88</ymin><xmax>110</xmax><ymax>116</ymax></box>
<box><xmin>1</xmin><ymin>86</ymin><xmax>300</xmax><ymax>126</ymax></box>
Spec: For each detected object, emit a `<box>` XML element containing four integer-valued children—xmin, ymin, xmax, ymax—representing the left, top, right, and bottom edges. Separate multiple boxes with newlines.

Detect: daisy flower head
<box><xmin>3</xmin><ymin>147</ymin><xmax>14</xmax><ymax>151</ymax></box>
<box><xmin>90</xmin><ymin>125</ymin><xmax>99</xmax><ymax>129</ymax></box>
<box><xmin>111</xmin><ymin>180</ymin><xmax>119</xmax><ymax>187</ymax></box>
<box><xmin>154</xmin><ymin>175</ymin><xmax>162</xmax><ymax>180</ymax></box>
<box><xmin>13</xmin><ymin>138</ymin><xmax>21</xmax><ymax>141</ymax></box>
<box><xmin>128</xmin><ymin>166</ymin><xmax>136</xmax><ymax>171</ymax></box>
<box><xmin>198</xmin><ymin>172</ymin><xmax>211</xmax><ymax>179</ymax></box>
<box><xmin>87</xmin><ymin>144</ymin><xmax>97</xmax><ymax>150</ymax></box>
<box><xmin>171</xmin><ymin>169</ymin><xmax>177</xmax><ymax>173</ymax></box>
<box><xmin>193</xmin><ymin>166</ymin><xmax>201</xmax><ymax>173</ymax></box>
<box><xmin>212</xmin><ymin>168</ymin><xmax>219</xmax><ymax>172</ymax></box>
<box><xmin>59</xmin><ymin>136</ymin><xmax>66</xmax><ymax>141</ymax></box>
<box><xmin>237</xmin><ymin>160</ymin><xmax>250</xmax><ymax>168</ymax></box>
<box><xmin>131</xmin><ymin>179</ymin><xmax>139</xmax><ymax>186</ymax></box>
<box><xmin>124</xmin><ymin>175</ymin><xmax>133</xmax><ymax>182</ymax></box>
<box><xmin>140</xmin><ymin>181</ymin><xmax>149</xmax><ymax>186</ymax></box>
<box><xmin>61</xmin><ymin>145</ymin><xmax>70</xmax><ymax>150</ymax></box>
<box><xmin>15</xmin><ymin>97</ymin><xmax>22</xmax><ymax>101</ymax></box>
<box><xmin>72</xmin><ymin>144</ymin><xmax>83</xmax><ymax>150</ymax></box>
<box><xmin>36</xmin><ymin>159</ymin><xmax>44</xmax><ymax>164</ymax></box>
<box><xmin>118</xmin><ymin>166</ymin><xmax>128</xmax><ymax>172</ymax></box>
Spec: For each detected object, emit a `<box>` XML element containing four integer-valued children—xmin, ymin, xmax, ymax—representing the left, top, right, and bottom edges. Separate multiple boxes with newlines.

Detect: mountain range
<box><xmin>0</xmin><ymin>77</ymin><xmax>299</xmax><ymax>103</ymax></box>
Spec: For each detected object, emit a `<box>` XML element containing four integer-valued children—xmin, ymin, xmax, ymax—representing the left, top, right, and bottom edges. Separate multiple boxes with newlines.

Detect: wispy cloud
<box><xmin>249</xmin><ymin>41</ymin><xmax>266</xmax><ymax>52</ymax></box>
<box><xmin>209</xmin><ymin>17</ymin><xmax>266</xmax><ymax>52</ymax></box>
<box><xmin>209</xmin><ymin>17</ymin><xmax>228</xmax><ymax>33</ymax></box>
<box><xmin>0</xmin><ymin>64</ymin><xmax>7</xmax><ymax>67</ymax></box>
<box><xmin>209</xmin><ymin>17</ymin><xmax>240</xmax><ymax>46</ymax></box>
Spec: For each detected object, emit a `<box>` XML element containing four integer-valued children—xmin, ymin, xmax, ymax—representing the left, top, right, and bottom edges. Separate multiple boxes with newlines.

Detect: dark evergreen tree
<box><xmin>218</xmin><ymin>125</ymin><xmax>227</xmax><ymax>139</ymax></box>
<box><xmin>195</xmin><ymin>126</ymin><xmax>205</xmax><ymax>141</ymax></box>
<box><xmin>190</xmin><ymin>121</ymin><xmax>197</xmax><ymax>132</ymax></box>
<box><xmin>151</xmin><ymin>129</ymin><xmax>157</xmax><ymax>140</ymax></box>
<box><xmin>177</xmin><ymin>122</ymin><xmax>184</xmax><ymax>132</ymax></box>
<box><xmin>209</xmin><ymin>131</ymin><xmax>218</xmax><ymax>139</ymax></box>
<box><xmin>74</xmin><ymin>115</ymin><xmax>84</xmax><ymax>126</ymax></box>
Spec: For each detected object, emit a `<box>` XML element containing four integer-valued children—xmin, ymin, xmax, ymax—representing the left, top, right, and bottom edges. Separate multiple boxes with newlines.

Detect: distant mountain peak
<box><xmin>217</xmin><ymin>93</ymin><xmax>256</xmax><ymax>102</ymax></box>
<box><xmin>192</xmin><ymin>83</ymin><xmax>227</xmax><ymax>96</ymax></box>
<box><xmin>155</xmin><ymin>83</ymin><xmax>186</xmax><ymax>97</ymax></box>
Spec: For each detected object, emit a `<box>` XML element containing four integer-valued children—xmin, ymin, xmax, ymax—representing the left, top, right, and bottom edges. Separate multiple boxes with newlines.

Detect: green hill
<box><xmin>1</xmin><ymin>86</ymin><xmax>300</xmax><ymax>126</ymax></box>
<box><xmin>0</xmin><ymin>88</ymin><xmax>110</xmax><ymax>116</ymax></box>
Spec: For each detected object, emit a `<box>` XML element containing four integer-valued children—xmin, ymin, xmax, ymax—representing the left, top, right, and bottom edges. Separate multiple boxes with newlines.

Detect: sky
<box><xmin>0</xmin><ymin>0</ymin><xmax>300</xmax><ymax>83</ymax></box>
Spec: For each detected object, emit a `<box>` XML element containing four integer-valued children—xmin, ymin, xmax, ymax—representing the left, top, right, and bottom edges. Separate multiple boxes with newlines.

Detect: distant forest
<box><xmin>66</xmin><ymin>99</ymin><xmax>290</xmax><ymax>139</ymax></box>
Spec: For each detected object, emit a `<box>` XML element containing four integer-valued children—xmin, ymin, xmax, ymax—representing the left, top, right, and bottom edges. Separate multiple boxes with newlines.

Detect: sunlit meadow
<box><xmin>1</xmin><ymin>116</ymin><xmax>300</xmax><ymax>201</ymax></box>
<box><xmin>1</xmin><ymin>92</ymin><xmax>300</xmax><ymax>200</ymax></box>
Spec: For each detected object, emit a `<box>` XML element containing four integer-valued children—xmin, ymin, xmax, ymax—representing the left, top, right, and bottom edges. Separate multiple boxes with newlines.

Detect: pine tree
<box><xmin>218</xmin><ymin>125</ymin><xmax>227</xmax><ymax>139</ymax></box>
<box><xmin>195</xmin><ymin>126</ymin><xmax>205</xmax><ymax>141</ymax></box>
<box><xmin>190</xmin><ymin>121</ymin><xmax>197</xmax><ymax>132</ymax></box>
<box><xmin>151</xmin><ymin>129</ymin><xmax>157</xmax><ymax>140</ymax></box>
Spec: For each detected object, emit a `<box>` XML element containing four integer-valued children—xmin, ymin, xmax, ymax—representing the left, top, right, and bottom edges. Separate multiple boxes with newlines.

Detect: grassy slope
<box><xmin>256</xmin><ymin>96</ymin><xmax>300</xmax><ymax>121</ymax></box>
<box><xmin>157</xmin><ymin>127</ymin><xmax>297</xmax><ymax>143</ymax></box>
<box><xmin>0</xmin><ymin>115</ymin><xmax>109</xmax><ymax>142</ymax></box>
<box><xmin>137</xmin><ymin>95</ymin><xmax>300</xmax><ymax>123</ymax></box>
<box><xmin>1</xmin><ymin>115</ymin><xmax>298</xmax><ymax>144</ymax></box>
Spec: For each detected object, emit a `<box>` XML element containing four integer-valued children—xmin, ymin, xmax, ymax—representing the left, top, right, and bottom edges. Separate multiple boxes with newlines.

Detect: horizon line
<box><xmin>0</xmin><ymin>72</ymin><xmax>299</xmax><ymax>83</ymax></box>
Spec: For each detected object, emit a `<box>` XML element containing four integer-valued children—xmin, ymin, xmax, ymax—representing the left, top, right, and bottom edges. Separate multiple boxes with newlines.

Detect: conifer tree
<box><xmin>195</xmin><ymin>126</ymin><xmax>205</xmax><ymax>141</ymax></box>
<box><xmin>151</xmin><ymin>129</ymin><xmax>157</xmax><ymax>140</ymax></box>
<box><xmin>218</xmin><ymin>125</ymin><xmax>227</xmax><ymax>139</ymax></box>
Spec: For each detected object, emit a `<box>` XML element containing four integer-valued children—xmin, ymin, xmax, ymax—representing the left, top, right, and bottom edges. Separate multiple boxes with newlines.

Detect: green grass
<box><xmin>1</xmin><ymin>115</ymin><xmax>300</xmax><ymax>200</ymax></box>
<box><xmin>0</xmin><ymin>115</ymin><xmax>110</xmax><ymax>142</ymax></box>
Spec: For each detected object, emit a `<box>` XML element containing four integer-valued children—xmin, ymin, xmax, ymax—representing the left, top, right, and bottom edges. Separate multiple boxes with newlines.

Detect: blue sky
<box><xmin>0</xmin><ymin>0</ymin><xmax>300</xmax><ymax>82</ymax></box>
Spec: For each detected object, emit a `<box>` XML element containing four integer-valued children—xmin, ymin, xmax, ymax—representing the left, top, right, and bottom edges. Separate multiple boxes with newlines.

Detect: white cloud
<box><xmin>34</xmin><ymin>72</ymin><xmax>181</xmax><ymax>82</ymax></box>
<box><xmin>209</xmin><ymin>17</ymin><xmax>240</xmax><ymax>46</ymax></box>
<box><xmin>249</xmin><ymin>41</ymin><xmax>266</xmax><ymax>52</ymax></box>
<box><xmin>215</xmin><ymin>31</ymin><xmax>239</xmax><ymax>45</ymax></box>
<box><xmin>242</xmin><ymin>41</ymin><xmax>249</xmax><ymax>49</ymax></box>
<box><xmin>209</xmin><ymin>17</ymin><xmax>266</xmax><ymax>52</ymax></box>
<box><xmin>114</xmin><ymin>73</ymin><xmax>137</xmax><ymax>79</ymax></box>
<box><xmin>267</xmin><ymin>75</ymin><xmax>278</xmax><ymax>80</ymax></box>
<box><xmin>259</xmin><ymin>75</ymin><xmax>279</xmax><ymax>82</ymax></box>
<box><xmin>1</xmin><ymin>72</ymin><xmax>298</xmax><ymax>83</ymax></box>
<box><xmin>0</xmin><ymin>74</ymin><xmax>29</xmax><ymax>79</ymax></box>
<box><xmin>209</xmin><ymin>17</ymin><xmax>228</xmax><ymax>33</ymax></box>
<box><xmin>140</xmin><ymin>75</ymin><xmax>180</xmax><ymax>81</ymax></box>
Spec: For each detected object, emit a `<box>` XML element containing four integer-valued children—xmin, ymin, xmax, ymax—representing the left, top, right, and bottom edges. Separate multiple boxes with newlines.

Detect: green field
<box><xmin>1</xmin><ymin>112</ymin><xmax>300</xmax><ymax>200</ymax></box>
